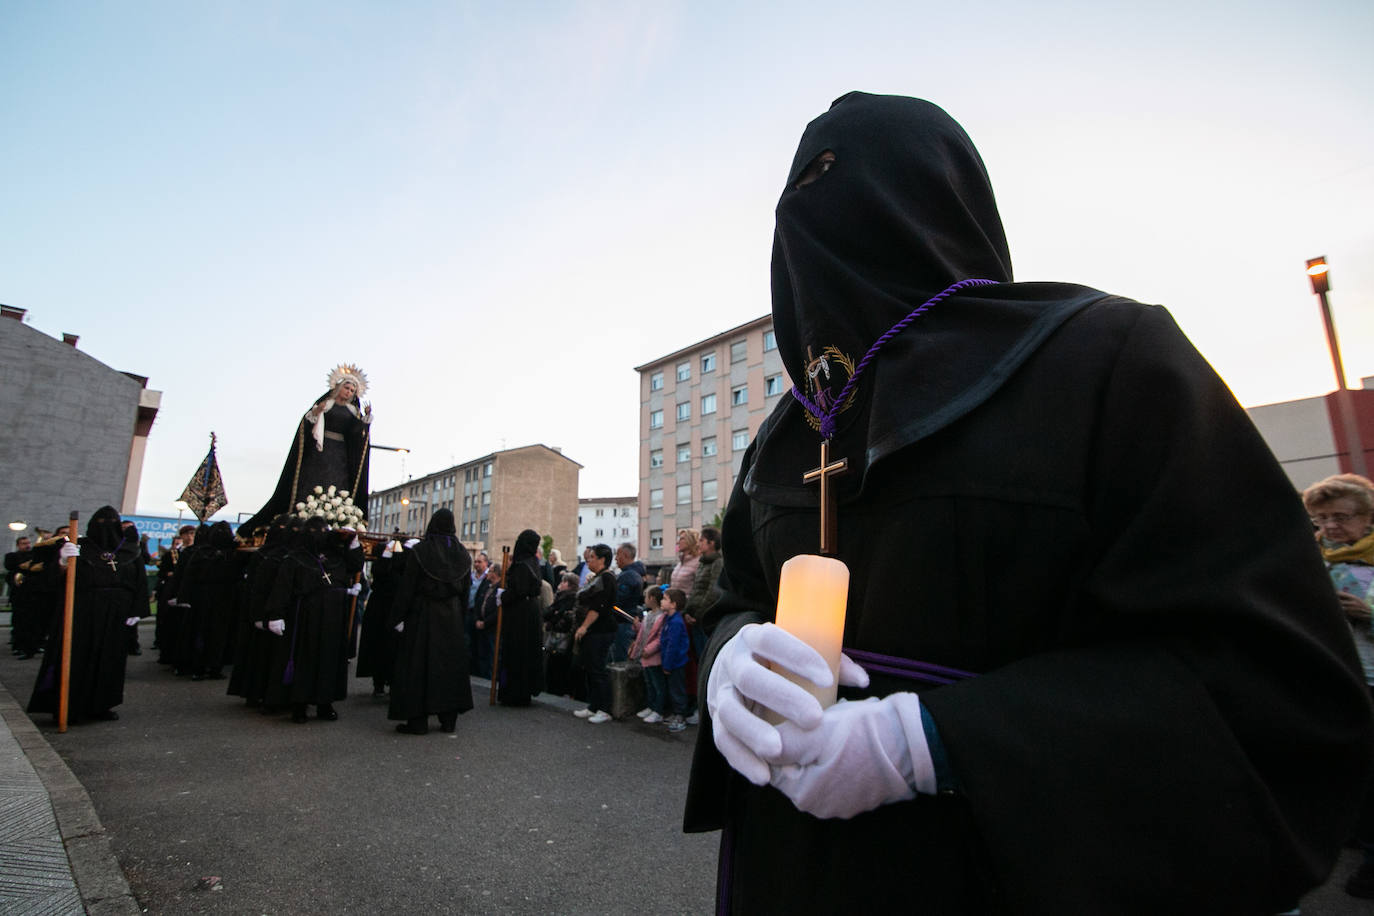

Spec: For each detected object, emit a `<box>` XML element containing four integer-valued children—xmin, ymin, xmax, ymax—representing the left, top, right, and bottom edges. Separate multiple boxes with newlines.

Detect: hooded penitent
<box><xmin>513</xmin><ymin>529</ymin><xmax>540</xmax><ymax>563</ymax></box>
<box><xmin>752</xmin><ymin>91</ymin><xmax>1106</xmax><ymax>510</ymax></box>
<box><xmin>84</xmin><ymin>506</ymin><xmax>124</xmax><ymax>553</ymax></box>
<box><xmin>412</xmin><ymin>509</ymin><xmax>468</xmax><ymax>584</ymax></box>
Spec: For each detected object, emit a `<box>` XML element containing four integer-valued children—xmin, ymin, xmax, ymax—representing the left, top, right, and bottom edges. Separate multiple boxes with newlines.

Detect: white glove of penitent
<box><xmin>125</xmin><ymin>616</ymin><xmax>142</xmax><ymax>626</ymax></box>
<box><xmin>349</xmin><ymin>535</ymin><xmax>361</xmax><ymax>551</ymax></box>
<box><xmin>769</xmin><ymin>692</ymin><xmax>936</xmax><ymax>820</ymax></box>
<box><xmin>59</xmin><ymin>542</ymin><xmax>79</xmax><ymax>564</ymax></box>
<box><xmin>253</xmin><ymin>620</ymin><xmax>265</xmax><ymax>630</ymax></box>
<box><xmin>706</xmin><ymin>622</ymin><xmax>870</xmax><ymax>786</ymax></box>
<box><xmin>404</xmin><ymin>538</ymin><xmax>420</xmax><ymax>549</ymax></box>
<box><xmin>346</xmin><ymin>583</ymin><xmax>361</xmax><ymax>596</ymax></box>
<box><xmin>268</xmin><ymin>619</ymin><xmax>285</xmax><ymax>636</ymax></box>
<box><xmin>394</xmin><ymin>621</ymin><xmax>404</xmax><ymax>633</ymax></box>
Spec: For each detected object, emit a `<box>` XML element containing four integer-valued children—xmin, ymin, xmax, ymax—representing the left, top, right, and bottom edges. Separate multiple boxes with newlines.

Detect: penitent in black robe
<box><xmin>683</xmin><ymin>92</ymin><xmax>1374</xmax><ymax>915</ymax></box>
<box><xmin>388</xmin><ymin>537</ymin><xmax>473</xmax><ymax>723</ymax></box>
<box><xmin>263</xmin><ymin>542</ymin><xmax>359</xmax><ymax>708</ymax></box>
<box><xmin>497</xmin><ymin>538</ymin><xmax>546</xmax><ymax>706</ymax></box>
<box><xmin>357</xmin><ymin>551</ymin><xmax>402</xmax><ymax>685</ymax></box>
<box><xmin>29</xmin><ymin>511</ymin><xmax>146</xmax><ymax>722</ymax></box>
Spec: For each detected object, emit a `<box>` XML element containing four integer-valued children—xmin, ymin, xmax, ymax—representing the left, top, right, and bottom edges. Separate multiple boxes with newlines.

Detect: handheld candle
<box><xmin>767</xmin><ymin>554</ymin><xmax>849</xmax><ymax>721</ymax></box>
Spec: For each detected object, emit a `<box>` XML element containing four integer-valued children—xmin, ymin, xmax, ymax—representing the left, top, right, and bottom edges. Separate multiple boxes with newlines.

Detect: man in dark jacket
<box><xmin>611</xmin><ymin>543</ymin><xmax>645</xmax><ymax>662</ymax></box>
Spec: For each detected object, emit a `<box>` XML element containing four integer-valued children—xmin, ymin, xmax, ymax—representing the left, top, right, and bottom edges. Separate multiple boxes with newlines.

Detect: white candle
<box><xmin>768</xmin><ymin>553</ymin><xmax>849</xmax><ymax>721</ymax></box>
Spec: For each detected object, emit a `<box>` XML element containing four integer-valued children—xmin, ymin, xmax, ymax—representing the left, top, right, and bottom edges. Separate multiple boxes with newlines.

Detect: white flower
<box><xmin>314</xmin><ymin>486</ymin><xmax>323</xmax><ymax>495</ymax></box>
<box><xmin>339</xmin><ymin>490</ymin><xmax>349</xmax><ymax>498</ymax></box>
<box><xmin>325</xmin><ymin>511</ymin><xmax>336</xmax><ymax>521</ymax></box>
<box><xmin>298</xmin><ymin>511</ymin><xmax>309</xmax><ymax>519</ymax></box>
<box><xmin>358</xmin><ymin>522</ymin><xmax>367</xmax><ymax>532</ymax></box>
<box><xmin>295</xmin><ymin>502</ymin><xmax>305</xmax><ymax>511</ymax></box>
<box><xmin>327</xmin><ymin>485</ymin><xmax>337</xmax><ymax>496</ymax></box>
<box><xmin>342</xmin><ymin>497</ymin><xmax>353</xmax><ymax>507</ymax></box>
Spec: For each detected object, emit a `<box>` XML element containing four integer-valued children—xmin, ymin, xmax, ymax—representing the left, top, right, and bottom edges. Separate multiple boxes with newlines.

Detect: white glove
<box><xmin>769</xmin><ymin>693</ymin><xmax>936</xmax><ymax>820</ymax></box>
<box><xmin>125</xmin><ymin>616</ymin><xmax>142</xmax><ymax>626</ymax></box>
<box><xmin>394</xmin><ymin>621</ymin><xmax>404</xmax><ymax>633</ymax></box>
<box><xmin>707</xmin><ymin>623</ymin><xmax>870</xmax><ymax>785</ymax></box>
<box><xmin>59</xmin><ymin>541</ymin><xmax>79</xmax><ymax>565</ymax></box>
<box><xmin>382</xmin><ymin>547</ymin><xmax>393</xmax><ymax>558</ymax></box>
<box><xmin>404</xmin><ymin>538</ymin><xmax>420</xmax><ymax>549</ymax></box>
<box><xmin>349</xmin><ymin>536</ymin><xmax>361</xmax><ymax>551</ymax></box>
<box><xmin>268</xmin><ymin>619</ymin><xmax>285</xmax><ymax>636</ymax></box>
<box><xmin>347</xmin><ymin>583</ymin><xmax>362</xmax><ymax>596</ymax></box>
<box><xmin>254</xmin><ymin>621</ymin><xmax>265</xmax><ymax>630</ymax></box>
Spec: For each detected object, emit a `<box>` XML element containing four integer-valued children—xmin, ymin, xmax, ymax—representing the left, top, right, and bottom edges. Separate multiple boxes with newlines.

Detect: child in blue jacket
<box><xmin>660</xmin><ymin>588</ymin><xmax>691</xmax><ymax>732</ymax></box>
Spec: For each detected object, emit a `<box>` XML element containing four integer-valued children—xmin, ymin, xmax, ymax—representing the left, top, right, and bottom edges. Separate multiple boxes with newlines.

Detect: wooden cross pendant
<box><xmin>803</xmin><ymin>439</ymin><xmax>849</xmax><ymax>555</ymax></box>
<box><xmin>321</xmin><ymin>570</ymin><xmax>332</xmax><ymax>586</ymax></box>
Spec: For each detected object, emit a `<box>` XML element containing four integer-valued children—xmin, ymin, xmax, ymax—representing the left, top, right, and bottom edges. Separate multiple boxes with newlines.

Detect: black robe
<box><xmin>227</xmin><ymin>539</ymin><xmax>289</xmax><ymax>702</ymax></box>
<box><xmin>684</xmin><ymin>92</ymin><xmax>1374</xmax><ymax>915</ymax></box>
<box><xmin>388</xmin><ymin>542</ymin><xmax>473</xmax><ymax>721</ymax></box>
<box><xmin>357</xmin><ymin>551</ymin><xmax>402</xmax><ymax>683</ymax></box>
<box><xmin>263</xmin><ymin>545</ymin><xmax>359</xmax><ymax>707</ymax></box>
<box><xmin>684</xmin><ymin>298</ymin><xmax>1374</xmax><ymax>913</ymax></box>
<box><xmin>173</xmin><ymin>527</ymin><xmax>242</xmax><ymax>675</ymax></box>
<box><xmin>496</xmin><ymin>556</ymin><xmax>545</xmax><ymax>706</ymax></box>
<box><xmin>28</xmin><ymin>540</ymin><xmax>145</xmax><ymax>721</ymax></box>
<box><xmin>241</xmin><ymin>396</ymin><xmax>371</xmax><ymax>537</ymax></box>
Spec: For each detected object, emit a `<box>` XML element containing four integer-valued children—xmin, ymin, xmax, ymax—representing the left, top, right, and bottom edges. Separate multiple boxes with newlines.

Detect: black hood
<box><xmin>413</xmin><ymin>510</ymin><xmax>471</xmax><ymax>585</ymax></box>
<box><xmin>749</xmin><ymin>92</ymin><xmax>1106</xmax><ymax>509</ymax></box>
<box><xmin>209</xmin><ymin>521</ymin><xmax>235</xmax><ymax>550</ymax></box>
<box><xmin>85</xmin><ymin>506</ymin><xmax>123</xmax><ymax>552</ymax></box>
<box><xmin>513</xmin><ymin>529</ymin><xmax>541</xmax><ymax>562</ymax></box>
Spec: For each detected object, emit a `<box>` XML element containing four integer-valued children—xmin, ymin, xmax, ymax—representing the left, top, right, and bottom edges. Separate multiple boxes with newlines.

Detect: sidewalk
<box><xmin>0</xmin><ymin>663</ymin><xmax>140</xmax><ymax>915</ymax></box>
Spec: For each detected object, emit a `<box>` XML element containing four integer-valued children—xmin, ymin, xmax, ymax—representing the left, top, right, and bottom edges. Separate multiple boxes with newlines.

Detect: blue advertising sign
<box><xmin>125</xmin><ymin>515</ymin><xmax>238</xmax><ymax>547</ymax></box>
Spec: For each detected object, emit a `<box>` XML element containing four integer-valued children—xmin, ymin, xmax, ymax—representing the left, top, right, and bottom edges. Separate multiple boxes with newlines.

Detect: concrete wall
<box><xmin>0</xmin><ymin>318</ymin><xmax>145</xmax><ymax>539</ymax></box>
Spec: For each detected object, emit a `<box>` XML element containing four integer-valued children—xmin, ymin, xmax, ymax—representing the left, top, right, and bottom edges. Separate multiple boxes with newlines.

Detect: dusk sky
<box><xmin>4</xmin><ymin>1</ymin><xmax>1371</xmax><ymax>522</ymax></box>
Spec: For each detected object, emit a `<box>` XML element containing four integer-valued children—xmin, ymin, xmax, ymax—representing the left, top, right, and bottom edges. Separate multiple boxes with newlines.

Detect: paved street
<box><xmin>0</xmin><ymin>626</ymin><xmax>716</xmax><ymax>915</ymax></box>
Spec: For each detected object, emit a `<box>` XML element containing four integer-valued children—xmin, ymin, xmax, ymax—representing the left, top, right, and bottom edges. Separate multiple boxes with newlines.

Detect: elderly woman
<box><xmin>241</xmin><ymin>364</ymin><xmax>373</xmax><ymax>537</ymax></box>
<box><xmin>1304</xmin><ymin>473</ymin><xmax>1374</xmax><ymax>899</ymax></box>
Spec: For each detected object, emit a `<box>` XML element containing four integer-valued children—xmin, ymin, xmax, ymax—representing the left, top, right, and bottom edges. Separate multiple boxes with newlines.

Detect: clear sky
<box><xmin>3</xmin><ymin>0</ymin><xmax>1372</xmax><ymax>522</ymax></box>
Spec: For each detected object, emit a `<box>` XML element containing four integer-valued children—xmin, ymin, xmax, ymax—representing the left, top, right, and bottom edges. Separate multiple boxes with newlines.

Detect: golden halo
<box><xmin>327</xmin><ymin>363</ymin><xmax>369</xmax><ymax>398</ymax></box>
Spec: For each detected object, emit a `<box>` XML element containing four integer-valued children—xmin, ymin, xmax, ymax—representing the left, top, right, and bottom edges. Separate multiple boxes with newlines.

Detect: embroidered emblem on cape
<box><xmin>802</xmin><ymin>345</ymin><xmax>857</xmax><ymax>433</ymax></box>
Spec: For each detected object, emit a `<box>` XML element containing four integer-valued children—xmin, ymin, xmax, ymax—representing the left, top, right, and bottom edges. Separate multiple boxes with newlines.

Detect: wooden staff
<box><xmin>58</xmin><ymin>510</ymin><xmax>78</xmax><ymax>734</ymax></box>
<box><xmin>488</xmin><ymin>545</ymin><xmax>510</xmax><ymax>705</ymax></box>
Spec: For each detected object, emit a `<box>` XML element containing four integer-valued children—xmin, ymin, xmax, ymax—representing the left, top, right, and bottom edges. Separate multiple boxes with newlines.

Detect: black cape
<box><xmin>683</xmin><ymin>92</ymin><xmax>1374</xmax><ymax>914</ymax></box>
<box><xmin>388</xmin><ymin>530</ymin><xmax>473</xmax><ymax>721</ymax></box>
<box><xmin>497</xmin><ymin>531</ymin><xmax>546</xmax><ymax>706</ymax></box>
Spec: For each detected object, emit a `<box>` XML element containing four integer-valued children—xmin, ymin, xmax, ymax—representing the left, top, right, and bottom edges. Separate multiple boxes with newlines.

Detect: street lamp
<box><xmin>8</xmin><ymin>520</ymin><xmax>27</xmax><ymax>532</ymax></box>
<box><xmin>173</xmin><ymin>500</ymin><xmax>189</xmax><ymax>522</ymax></box>
<box><xmin>400</xmin><ymin>494</ymin><xmax>432</xmax><ymax>532</ymax></box>
<box><xmin>1306</xmin><ymin>256</ymin><xmax>1367</xmax><ymax>476</ymax></box>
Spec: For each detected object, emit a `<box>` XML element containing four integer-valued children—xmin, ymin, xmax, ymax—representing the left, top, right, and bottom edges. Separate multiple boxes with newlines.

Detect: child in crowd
<box><xmin>659</xmin><ymin>587</ymin><xmax>690</xmax><ymax>732</ymax></box>
<box><xmin>632</xmin><ymin>585</ymin><xmax>667</xmax><ymax>724</ymax></box>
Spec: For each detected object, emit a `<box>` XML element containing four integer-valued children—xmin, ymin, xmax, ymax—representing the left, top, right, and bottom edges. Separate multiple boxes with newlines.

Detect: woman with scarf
<box><xmin>495</xmin><ymin>529</ymin><xmax>545</xmax><ymax>707</ymax></box>
<box><xmin>28</xmin><ymin>506</ymin><xmax>145</xmax><ymax>723</ymax></box>
<box><xmin>263</xmin><ymin>517</ymin><xmax>360</xmax><ymax>723</ymax></box>
<box><xmin>240</xmin><ymin>364</ymin><xmax>373</xmax><ymax>538</ymax></box>
<box><xmin>1304</xmin><ymin>473</ymin><xmax>1374</xmax><ymax>899</ymax></box>
<box><xmin>389</xmin><ymin>510</ymin><xmax>473</xmax><ymax>734</ymax></box>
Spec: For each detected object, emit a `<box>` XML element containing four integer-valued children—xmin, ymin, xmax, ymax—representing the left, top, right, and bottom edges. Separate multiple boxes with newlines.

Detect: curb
<box><xmin>0</xmin><ymin>681</ymin><xmax>141</xmax><ymax>915</ymax></box>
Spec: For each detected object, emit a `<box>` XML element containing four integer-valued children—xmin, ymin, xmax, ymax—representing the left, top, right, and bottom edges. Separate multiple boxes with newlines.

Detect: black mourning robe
<box><xmin>263</xmin><ymin>542</ymin><xmax>358</xmax><ymax>707</ymax></box>
<box><xmin>388</xmin><ymin>537</ymin><xmax>473</xmax><ymax>722</ymax></box>
<box><xmin>5</xmin><ymin>545</ymin><xmax>41</xmax><ymax>656</ymax></box>
<box><xmin>497</xmin><ymin>553</ymin><xmax>545</xmax><ymax>706</ymax></box>
<box><xmin>173</xmin><ymin>522</ymin><xmax>242</xmax><ymax>675</ymax></box>
<box><xmin>28</xmin><ymin>510</ymin><xmax>145</xmax><ymax>721</ymax></box>
<box><xmin>683</xmin><ymin>92</ymin><xmax>1374</xmax><ymax>914</ymax></box>
<box><xmin>241</xmin><ymin>395</ymin><xmax>371</xmax><ymax>537</ymax></box>
<box><xmin>356</xmin><ymin>551</ymin><xmax>402</xmax><ymax>683</ymax></box>
<box><xmin>228</xmin><ymin>529</ymin><xmax>292</xmax><ymax>702</ymax></box>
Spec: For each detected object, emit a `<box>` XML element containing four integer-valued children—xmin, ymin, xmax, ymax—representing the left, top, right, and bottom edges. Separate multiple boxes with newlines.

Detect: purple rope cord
<box><xmin>843</xmin><ymin>647</ymin><xmax>977</xmax><ymax>682</ymax></box>
<box><xmin>791</xmin><ymin>278</ymin><xmax>999</xmax><ymax>439</ymax></box>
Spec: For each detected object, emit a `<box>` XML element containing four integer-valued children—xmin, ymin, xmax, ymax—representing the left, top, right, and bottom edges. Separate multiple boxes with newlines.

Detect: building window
<box><xmin>765</xmin><ymin>374</ymin><xmax>784</xmax><ymax>396</ymax></box>
<box><xmin>731</xmin><ymin>385</ymin><xmax>748</xmax><ymax>406</ymax></box>
<box><xmin>677</xmin><ymin>401</ymin><xmax>690</xmax><ymax>421</ymax></box>
<box><xmin>650</xmin><ymin>488</ymin><xmax>664</xmax><ymax>509</ymax></box>
<box><xmin>676</xmin><ymin>362</ymin><xmax>690</xmax><ymax>382</ymax></box>
<box><xmin>702</xmin><ymin>436</ymin><xmax>717</xmax><ymax>457</ymax></box>
<box><xmin>701</xmin><ymin>352</ymin><xmax>716</xmax><ymax>373</ymax></box>
<box><xmin>621</xmin><ymin>508</ymin><xmax>632</xmax><ymax>517</ymax></box>
<box><xmin>484</xmin><ymin>463</ymin><xmax>492</xmax><ymax>477</ymax></box>
<box><xmin>595</xmin><ymin>508</ymin><xmax>604</xmax><ymax>517</ymax></box>
<box><xmin>650</xmin><ymin>449</ymin><xmax>663</xmax><ymax>469</ymax></box>
<box><xmin>763</xmin><ymin>329</ymin><xmax>776</xmax><ymax>351</ymax></box>
<box><xmin>621</xmin><ymin>527</ymin><xmax>630</xmax><ymax>537</ymax></box>
<box><xmin>650</xmin><ymin>371</ymin><xmax>663</xmax><ymax>391</ymax></box>
<box><xmin>677</xmin><ymin>483</ymin><xmax>692</xmax><ymax>505</ymax></box>
<box><xmin>482</xmin><ymin>491</ymin><xmax>491</xmax><ymax>505</ymax></box>
<box><xmin>703</xmin><ymin>479</ymin><xmax>718</xmax><ymax>502</ymax></box>
<box><xmin>730</xmin><ymin>339</ymin><xmax>747</xmax><ymax>363</ymax></box>
<box><xmin>677</xmin><ymin>444</ymin><xmax>691</xmax><ymax>463</ymax></box>
<box><xmin>732</xmin><ymin>429</ymin><xmax>749</xmax><ymax>451</ymax></box>
<box><xmin>650</xmin><ymin>409</ymin><xmax>663</xmax><ymax>429</ymax></box>
<box><xmin>650</xmin><ymin>530</ymin><xmax>663</xmax><ymax>549</ymax></box>
<box><xmin>701</xmin><ymin>393</ymin><xmax>717</xmax><ymax>415</ymax></box>
<box><xmin>480</xmin><ymin>519</ymin><xmax>488</xmax><ymax>533</ymax></box>
<box><xmin>595</xmin><ymin>528</ymin><xmax>603</xmax><ymax>537</ymax></box>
